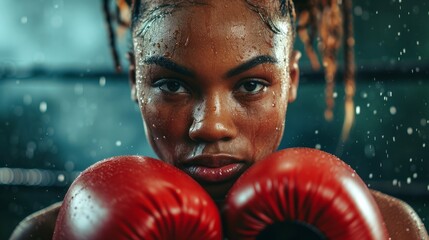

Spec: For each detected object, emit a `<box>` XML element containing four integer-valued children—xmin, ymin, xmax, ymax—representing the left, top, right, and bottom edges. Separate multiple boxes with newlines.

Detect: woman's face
<box><xmin>131</xmin><ymin>0</ymin><xmax>299</xmax><ymax>200</ymax></box>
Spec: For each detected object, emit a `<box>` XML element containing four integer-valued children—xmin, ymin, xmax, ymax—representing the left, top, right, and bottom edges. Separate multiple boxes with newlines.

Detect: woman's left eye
<box><xmin>236</xmin><ymin>80</ymin><xmax>268</xmax><ymax>94</ymax></box>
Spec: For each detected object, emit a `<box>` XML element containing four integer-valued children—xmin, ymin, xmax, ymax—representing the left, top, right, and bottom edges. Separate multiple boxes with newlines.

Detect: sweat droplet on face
<box><xmin>184</xmin><ymin>36</ymin><xmax>189</xmax><ymax>46</ymax></box>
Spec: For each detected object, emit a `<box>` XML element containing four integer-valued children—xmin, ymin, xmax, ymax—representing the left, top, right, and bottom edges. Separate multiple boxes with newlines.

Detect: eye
<box><xmin>236</xmin><ymin>79</ymin><xmax>268</xmax><ymax>94</ymax></box>
<box><xmin>153</xmin><ymin>79</ymin><xmax>188</xmax><ymax>94</ymax></box>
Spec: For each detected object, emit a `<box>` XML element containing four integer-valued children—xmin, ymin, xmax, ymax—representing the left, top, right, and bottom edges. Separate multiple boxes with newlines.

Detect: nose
<box><xmin>189</xmin><ymin>94</ymin><xmax>238</xmax><ymax>143</ymax></box>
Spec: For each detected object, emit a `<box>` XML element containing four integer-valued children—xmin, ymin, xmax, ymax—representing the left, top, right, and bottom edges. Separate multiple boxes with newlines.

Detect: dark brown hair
<box><xmin>103</xmin><ymin>0</ymin><xmax>355</xmax><ymax>143</ymax></box>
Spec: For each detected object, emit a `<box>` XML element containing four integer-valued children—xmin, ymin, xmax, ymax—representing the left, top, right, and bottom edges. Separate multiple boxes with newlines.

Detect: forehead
<box><xmin>133</xmin><ymin>0</ymin><xmax>292</xmax><ymax>65</ymax></box>
<box><xmin>136</xmin><ymin>1</ymin><xmax>271</xmax><ymax>36</ymax></box>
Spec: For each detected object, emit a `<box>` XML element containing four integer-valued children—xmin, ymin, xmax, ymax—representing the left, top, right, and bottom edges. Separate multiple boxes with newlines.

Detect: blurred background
<box><xmin>1</xmin><ymin>0</ymin><xmax>428</xmax><ymax>238</ymax></box>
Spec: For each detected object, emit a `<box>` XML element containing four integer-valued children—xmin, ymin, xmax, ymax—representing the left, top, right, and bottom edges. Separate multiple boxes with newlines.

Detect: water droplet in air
<box><xmin>364</xmin><ymin>144</ymin><xmax>376</xmax><ymax>158</ymax></box>
<box><xmin>99</xmin><ymin>76</ymin><xmax>106</xmax><ymax>86</ymax></box>
<box><xmin>57</xmin><ymin>174</ymin><xmax>65</xmax><ymax>182</ymax></box>
<box><xmin>355</xmin><ymin>106</ymin><xmax>361</xmax><ymax>115</ymax></box>
<box><xmin>39</xmin><ymin>102</ymin><xmax>47</xmax><ymax>113</ymax></box>
<box><xmin>21</xmin><ymin>16</ymin><xmax>28</xmax><ymax>24</ymax></box>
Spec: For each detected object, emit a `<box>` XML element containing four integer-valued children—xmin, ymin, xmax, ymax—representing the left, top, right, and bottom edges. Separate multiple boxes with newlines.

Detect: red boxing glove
<box><xmin>53</xmin><ymin>156</ymin><xmax>222</xmax><ymax>240</ymax></box>
<box><xmin>223</xmin><ymin>148</ymin><xmax>389</xmax><ymax>240</ymax></box>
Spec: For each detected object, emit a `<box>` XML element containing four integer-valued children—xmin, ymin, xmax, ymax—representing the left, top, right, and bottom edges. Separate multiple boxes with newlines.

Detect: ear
<box><xmin>127</xmin><ymin>52</ymin><xmax>138</xmax><ymax>103</ymax></box>
<box><xmin>288</xmin><ymin>50</ymin><xmax>301</xmax><ymax>103</ymax></box>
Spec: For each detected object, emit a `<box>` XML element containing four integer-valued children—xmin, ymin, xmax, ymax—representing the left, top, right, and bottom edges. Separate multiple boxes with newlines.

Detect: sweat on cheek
<box><xmin>130</xmin><ymin>0</ymin><xmax>296</xmax><ymax>200</ymax></box>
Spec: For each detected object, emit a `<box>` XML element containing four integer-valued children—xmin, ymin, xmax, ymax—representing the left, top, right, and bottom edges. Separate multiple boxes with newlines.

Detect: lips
<box><xmin>180</xmin><ymin>154</ymin><xmax>247</xmax><ymax>183</ymax></box>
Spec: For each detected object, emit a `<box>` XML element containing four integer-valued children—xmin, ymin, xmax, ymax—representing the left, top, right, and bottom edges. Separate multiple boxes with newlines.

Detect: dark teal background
<box><xmin>1</xmin><ymin>0</ymin><xmax>428</xmax><ymax>238</ymax></box>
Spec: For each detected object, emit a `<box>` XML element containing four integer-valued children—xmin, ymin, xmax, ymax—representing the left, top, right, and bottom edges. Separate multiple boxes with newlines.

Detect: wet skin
<box><xmin>9</xmin><ymin>2</ymin><xmax>429</xmax><ymax>239</ymax></box>
<box><xmin>130</xmin><ymin>0</ymin><xmax>300</xmax><ymax>200</ymax></box>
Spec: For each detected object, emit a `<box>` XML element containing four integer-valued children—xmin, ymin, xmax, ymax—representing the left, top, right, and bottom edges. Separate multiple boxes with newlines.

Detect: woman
<box><xmin>11</xmin><ymin>0</ymin><xmax>428</xmax><ymax>239</ymax></box>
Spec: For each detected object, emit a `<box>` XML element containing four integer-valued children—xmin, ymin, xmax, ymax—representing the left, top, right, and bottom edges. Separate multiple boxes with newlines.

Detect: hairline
<box><xmin>132</xmin><ymin>0</ymin><xmax>296</xmax><ymax>37</ymax></box>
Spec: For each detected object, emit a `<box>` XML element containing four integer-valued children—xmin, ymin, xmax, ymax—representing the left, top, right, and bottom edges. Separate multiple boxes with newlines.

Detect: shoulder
<box><xmin>370</xmin><ymin>190</ymin><xmax>428</xmax><ymax>240</ymax></box>
<box><xmin>9</xmin><ymin>202</ymin><xmax>62</xmax><ymax>240</ymax></box>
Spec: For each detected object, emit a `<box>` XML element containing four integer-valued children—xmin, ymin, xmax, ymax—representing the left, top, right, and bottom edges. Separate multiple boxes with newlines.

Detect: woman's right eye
<box><xmin>153</xmin><ymin>79</ymin><xmax>189</xmax><ymax>94</ymax></box>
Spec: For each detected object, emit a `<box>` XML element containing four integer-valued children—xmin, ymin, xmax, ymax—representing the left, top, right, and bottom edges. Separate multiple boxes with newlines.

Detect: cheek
<box><xmin>254</xmin><ymin>107</ymin><xmax>286</xmax><ymax>156</ymax></box>
<box><xmin>139</xmin><ymin>97</ymin><xmax>189</xmax><ymax>162</ymax></box>
<box><xmin>135</xmin><ymin>65</ymin><xmax>195</xmax><ymax>162</ymax></box>
<box><xmin>240</xmin><ymin>92</ymin><xmax>288</xmax><ymax>161</ymax></box>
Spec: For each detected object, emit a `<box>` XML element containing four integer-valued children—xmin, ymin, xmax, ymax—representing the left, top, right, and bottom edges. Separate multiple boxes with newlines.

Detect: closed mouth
<box><xmin>180</xmin><ymin>154</ymin><xmax>248</xmax><ymax>183</ymax></box>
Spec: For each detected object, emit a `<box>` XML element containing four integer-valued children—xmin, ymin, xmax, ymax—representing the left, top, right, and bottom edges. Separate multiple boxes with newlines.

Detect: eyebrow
<box><xmin>143</xmin><ymin>56</ymin><xmax>195</xmax><ymax>77</ymax></box>
<box><xmin>143</xmin><ymin>54</ymin><xmax>278</xmax><ymax>79</ymax></box>
<box><xmin>224</xmin><ymin>55</ymin><xmax>278</xmax><ymax>78</ymax></box>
